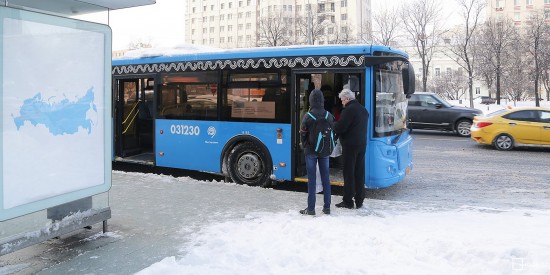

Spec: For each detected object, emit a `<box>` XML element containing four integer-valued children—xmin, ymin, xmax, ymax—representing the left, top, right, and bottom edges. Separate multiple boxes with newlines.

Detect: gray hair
<box><xmin>339</xmin><ymin>89</ymin><xmax>355</xmax><ymax>100</ymax></box>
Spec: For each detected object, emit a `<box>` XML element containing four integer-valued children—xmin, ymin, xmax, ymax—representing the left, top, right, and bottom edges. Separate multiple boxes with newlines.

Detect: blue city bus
<box><xmin>112</xmin><ymin>44</ymin><xmax>415</xmax><ymax>188</ymax></box>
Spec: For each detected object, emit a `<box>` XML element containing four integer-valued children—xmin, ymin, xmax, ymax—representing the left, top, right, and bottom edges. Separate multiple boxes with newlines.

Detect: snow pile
<box><xmin>449</xmin><ymin>99</ymin><xmax>550</xmax><ymax>114</ymax></box>
<box><xmin>137</xmin><ymin>208</ymin><xmax>550</xmax><ymax>274</ymax></box>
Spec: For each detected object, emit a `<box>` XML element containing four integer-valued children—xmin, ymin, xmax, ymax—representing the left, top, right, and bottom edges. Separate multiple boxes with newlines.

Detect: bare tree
<box><xmin>446</xmin><ymin>0</ymin><xmax>485</xmax><ymax>108</ymax></box>
<box><xmin>401</xmin><ymin>0</ymin><xmax>444</xmax><ymax>93</ymax></box>
<box><xmin>477</xmin><ymin>18</ymin><xmax>517</xmax><ymax>104</ymax></box>
<box><xmin>432</xmin><ymin>69</ymin><xmax>468</xmax><ymax>100</ymax></box>
<box><xmin>503</xmin><ymin>37</ymin><xmax>530</xmax><ymax>104</ymax></box>
<box><xmin>256</xmin><ymin>11</ymin><xmax>293</xmax><ymax>47</ymax></box>
<box><xmin>356</xmin><ymin>21</ymin><xmax>373</xmax><ymax>44</ymax></box>
<box><xmin>295</xmin><ymin>4</ymin><xmax>330</xmax><ymax>45</ymax></box>
<box><xmin>542</xmin><ymin>60</ymin><xmax>550</xmax><ymax>101</ymax></box>
<box><xmin>128</xmin><ymin>39</ymin><xmax>152</xmax><ymax>50</ymax></box>
<box><xmin>523</xmin><ymin>11</ymin><xmax>550</xmax><ymax>107</ymax></box>
<box><xmin>372</xmin><ymin>7</ymin><xmax>402</xmax><ymax>46</ymax></box>
<box><xmin>329</xmin><ymin>23</ymin><xmax>356</xmax><ymax>44</ymax></box>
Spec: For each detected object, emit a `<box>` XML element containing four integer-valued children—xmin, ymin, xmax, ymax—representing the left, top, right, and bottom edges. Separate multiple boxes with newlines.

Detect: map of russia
<box><xmin>13</xmin><ymin>88</ymin><xmax>97</xmax><ymax>135</ymax></box>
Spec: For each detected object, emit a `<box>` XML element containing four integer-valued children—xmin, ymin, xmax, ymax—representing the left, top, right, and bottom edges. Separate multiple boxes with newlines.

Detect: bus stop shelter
<box><xmin>0</xmin><ymin>0</ymin><xmax>154</xmax><ymax>256</ymax></box>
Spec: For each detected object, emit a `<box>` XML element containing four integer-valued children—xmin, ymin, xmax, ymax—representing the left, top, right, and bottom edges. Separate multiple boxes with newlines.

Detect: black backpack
<box><xmin>307</xmin><ymin>111</ymin><xmax>335</xmax><ymax>157</ymax></box>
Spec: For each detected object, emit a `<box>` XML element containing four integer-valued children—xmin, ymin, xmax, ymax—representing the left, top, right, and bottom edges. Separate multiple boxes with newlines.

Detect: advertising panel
<box><xmin>0</xmin><ymin>6</ymin><xmax>112</xmax><ymax>221</ymax></box>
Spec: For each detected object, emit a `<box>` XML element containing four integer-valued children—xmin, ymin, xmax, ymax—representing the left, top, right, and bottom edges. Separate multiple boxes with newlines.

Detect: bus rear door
<box><xmin>114</xmin><ymin>77</ymin><xmax>156</xmax><ymax>165</ymax></box>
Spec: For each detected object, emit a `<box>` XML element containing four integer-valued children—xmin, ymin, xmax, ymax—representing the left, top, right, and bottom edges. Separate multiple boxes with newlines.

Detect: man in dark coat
<box><xmin>334</xmin><ymin>88</ymin><xmax>369</xmax><ymax>209</ymax></box>
<box><xmin>299</xmin><ymin>89</ymin><xmax>335</xmax><ymax>215</ymax></box>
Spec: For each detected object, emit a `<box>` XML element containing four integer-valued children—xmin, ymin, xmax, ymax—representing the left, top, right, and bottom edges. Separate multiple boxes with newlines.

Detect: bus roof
<box><xmin>113</xmin><ymin>44</ymin><xmax>409</xmax><ymax>66</ymax></box>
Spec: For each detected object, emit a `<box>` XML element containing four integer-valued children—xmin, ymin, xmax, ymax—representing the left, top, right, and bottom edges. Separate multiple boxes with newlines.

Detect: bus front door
<box><xmin>294</xmin><ymin>74</ymin><xmax>313</xmax><ymax>178</ymax></box>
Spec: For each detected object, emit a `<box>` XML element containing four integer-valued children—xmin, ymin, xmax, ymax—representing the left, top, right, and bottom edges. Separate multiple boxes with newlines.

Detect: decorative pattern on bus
<box><xmin>112</xmin><ymin>55</ymin><xmax>365</xmax><ymax>75</ymax></box>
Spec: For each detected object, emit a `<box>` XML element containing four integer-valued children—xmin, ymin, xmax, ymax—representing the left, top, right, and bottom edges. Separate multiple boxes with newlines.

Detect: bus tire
<box><xmin>227</xmin><ymin>141</ymin><xmax>272</xmax><ymax>187</ymax></box>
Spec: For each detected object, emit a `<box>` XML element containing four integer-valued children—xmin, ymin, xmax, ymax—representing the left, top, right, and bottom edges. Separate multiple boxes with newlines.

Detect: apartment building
<box><xmin>488</xmin><ymin>0</ymin><xmax>550</xmax><ymax>24</ymax></box>
<box><xmin>185</xmin><ymin>0</ymin><xmax>371</xmax><ymax>48</ymax></box>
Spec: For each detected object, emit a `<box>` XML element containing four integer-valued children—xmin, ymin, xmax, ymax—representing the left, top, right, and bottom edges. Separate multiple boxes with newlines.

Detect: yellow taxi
<box><xmin>470</xmin><ymin>106</ymin><xmax>550</xmax><ymax>150</ymax></box>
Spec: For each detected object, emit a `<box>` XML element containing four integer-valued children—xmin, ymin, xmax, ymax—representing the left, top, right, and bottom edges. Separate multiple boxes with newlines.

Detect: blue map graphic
<box><xmin>13</xmin><ymin>88</ymin><xmax>97</xmax><ymax>135</ymax></box>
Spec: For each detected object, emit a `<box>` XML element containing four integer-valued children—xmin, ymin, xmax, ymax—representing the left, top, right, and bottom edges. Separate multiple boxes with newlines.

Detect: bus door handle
<box><xmin>508</xmin><ymin>123</ymin><xmax>517</xmax><ymax>127</ymax></box>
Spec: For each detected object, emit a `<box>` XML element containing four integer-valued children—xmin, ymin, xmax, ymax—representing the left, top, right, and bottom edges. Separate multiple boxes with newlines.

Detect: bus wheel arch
<box><xmin>222</xmin><ymin>137</ymin><xmax>273</xmax><ymax>187</ymax></box>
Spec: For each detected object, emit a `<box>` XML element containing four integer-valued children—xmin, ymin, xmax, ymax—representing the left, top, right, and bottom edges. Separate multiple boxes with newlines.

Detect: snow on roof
<box><xmin>118</xmin><ymin>44</ymin><xmax>226</xmax><ymax>60</ymax></box>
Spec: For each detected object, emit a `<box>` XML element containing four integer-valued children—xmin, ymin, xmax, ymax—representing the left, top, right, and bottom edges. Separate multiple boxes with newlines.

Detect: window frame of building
<box><xmin>341</xmin><ymin>13</ymin><xmax>347</xmax><ymax>20</ymax></box>
<box><xmin>341</xmin><ymin>0</ymin><xmax>347</xmax><ymax>8</ymax></box>
<box><xmin>435</xmin><ymin>67</ymin><xmax>441</xmax><ymax>77</ymax></box>
<box><xmin>526</xmin><ymin>0</ymin><xmax>533</xmax><ymax>5</ymax></box>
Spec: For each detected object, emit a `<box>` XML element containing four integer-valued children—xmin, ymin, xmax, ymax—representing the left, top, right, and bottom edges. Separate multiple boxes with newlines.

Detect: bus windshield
<box><xmin>374</xmin><ymin>61</ymin><xmax>408</xmax><ymax>137</ymax></box>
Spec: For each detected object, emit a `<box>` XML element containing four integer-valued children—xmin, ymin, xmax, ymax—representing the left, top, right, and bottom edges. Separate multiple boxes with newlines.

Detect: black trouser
<box><xmin>341</xmin><ymin>144</ymin><xmax>366</xmax><ymax>206</ymax></box>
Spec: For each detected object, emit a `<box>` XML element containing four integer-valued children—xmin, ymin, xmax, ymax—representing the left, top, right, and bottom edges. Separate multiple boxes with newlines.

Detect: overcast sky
<box><xmin>79</xmin><ymin>0</ymin><xmax>461</xmax><ymax>51</ymax></box>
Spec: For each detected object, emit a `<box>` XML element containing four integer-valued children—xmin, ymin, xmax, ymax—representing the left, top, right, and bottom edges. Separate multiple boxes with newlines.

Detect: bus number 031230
<box><xmin>170</xmin><ymin>125</ymin><xmax>200</xmax><ymax>136</ymax></box>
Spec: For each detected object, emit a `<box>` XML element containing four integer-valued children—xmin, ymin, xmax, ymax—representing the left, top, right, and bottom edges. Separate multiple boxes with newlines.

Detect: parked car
<box><xmin>407</xmin><ymin>92</ymin><xmax>483</xmax><ymax>137</ymax></box>
<box><xmin>470</xmin><ymin>107</ymin><xmax>550</xmax><ymax>150</ymax></box>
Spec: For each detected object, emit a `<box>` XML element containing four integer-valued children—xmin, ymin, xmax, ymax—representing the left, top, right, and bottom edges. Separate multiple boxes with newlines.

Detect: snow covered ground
<box><xmin>2</xmin><ymin>100</ymin><xmax>549</xmax><ymax>274</ymax></box>
<box><xmin>449</xmin><ymin>98</ymin><xmax>550</xmax><ymax>114</ymax></box>
<box><xmin>133</xmin><ymin>100</ymin><xmax>550</xmax><ymax>274</ymax></box>
<box><xmin>123</xmin><ymin>172</ymin><xmax>550</xmax><ymax>275</ymax></box>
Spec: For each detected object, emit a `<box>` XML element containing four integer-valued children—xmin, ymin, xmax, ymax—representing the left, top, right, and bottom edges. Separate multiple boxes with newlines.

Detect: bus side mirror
<box><xmin>403</xmin><ymin>63</ymin><xmax>415</xmax><ymax>99</ymax></box>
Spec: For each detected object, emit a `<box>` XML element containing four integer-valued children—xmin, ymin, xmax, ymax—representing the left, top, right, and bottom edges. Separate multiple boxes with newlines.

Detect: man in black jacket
<box><xmin>334</xmin><ymin>89</ymin><xmax>369</xmax><ymax>209</ymax></box>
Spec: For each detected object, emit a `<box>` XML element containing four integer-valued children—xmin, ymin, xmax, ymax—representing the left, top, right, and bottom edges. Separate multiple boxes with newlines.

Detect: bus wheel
<box><xmin>228</xmin><ymin>141</ymin><xmax>272</xmax><ymax>187</ymax></box>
